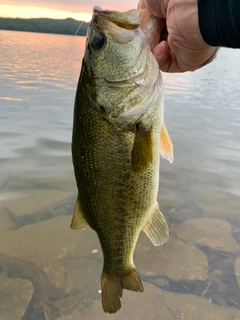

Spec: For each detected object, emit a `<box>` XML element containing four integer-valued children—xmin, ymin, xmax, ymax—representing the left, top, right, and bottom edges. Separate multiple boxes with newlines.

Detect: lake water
<box><xmin>0</xmin><ymin>30</ymin><xmax>240</xmax><ymax>320</ymax></box>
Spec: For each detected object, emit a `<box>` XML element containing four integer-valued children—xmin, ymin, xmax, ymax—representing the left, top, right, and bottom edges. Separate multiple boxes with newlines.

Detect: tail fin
<box><xmin>101</xmin><ymin>267</ymin><xmax>143</xmax><ymax>313</ymax></box>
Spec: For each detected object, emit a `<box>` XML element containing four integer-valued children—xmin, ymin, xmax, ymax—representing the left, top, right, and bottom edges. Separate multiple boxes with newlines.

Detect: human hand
<box><xmin>138</xmin><ymin>0</ymin><xmax>218</xmax><ymax>72</ymax></box>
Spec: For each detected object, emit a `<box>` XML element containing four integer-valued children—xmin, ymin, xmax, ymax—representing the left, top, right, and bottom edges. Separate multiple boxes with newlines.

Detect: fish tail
<box><xmin>101</xmin><ymin>266</ymin><xmax>144</xmax><ymax>313</ymax></box>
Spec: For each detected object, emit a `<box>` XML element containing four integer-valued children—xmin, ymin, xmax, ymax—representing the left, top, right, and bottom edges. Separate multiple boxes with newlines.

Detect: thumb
<box><xmin>138</xmin><ymin>0</ymin><xmax>168</xmax><ymax>19</ymax></box>
<box><xmin>138</xmin><ymin>0</ymin><xmax>147</xmax><ymax>9</ymax></box>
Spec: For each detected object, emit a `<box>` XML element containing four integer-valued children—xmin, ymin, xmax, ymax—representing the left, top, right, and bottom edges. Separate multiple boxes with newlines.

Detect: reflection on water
<box><xmin>0</xmin><ymin>30</ymin><xmax>240</xmax><ymax>319</ymax></box>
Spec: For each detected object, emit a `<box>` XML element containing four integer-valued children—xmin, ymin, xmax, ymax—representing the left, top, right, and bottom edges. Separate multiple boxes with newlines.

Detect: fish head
<box><xmin>83</xmin><ymin>7</ymin><xmax>163</xmax><ymax>129</ymax></box>
<box><xmin>85</xmin><ymin>7</ymin><xmax>161</xmax><ymax>66</ymax></box>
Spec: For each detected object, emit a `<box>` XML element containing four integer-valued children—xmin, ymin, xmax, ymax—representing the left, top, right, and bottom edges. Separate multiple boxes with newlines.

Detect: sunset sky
<box><xmin>0</xmin><ymin>1</ymin><xmax>139</xmax><ymax>21</ymax></box>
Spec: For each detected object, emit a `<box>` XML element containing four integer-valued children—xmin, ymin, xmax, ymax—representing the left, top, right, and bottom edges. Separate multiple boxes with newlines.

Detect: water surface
<box><xmin>0</xmin><ymin>30</ymin><xmax>240</xmax><ymax>320</ymax></box>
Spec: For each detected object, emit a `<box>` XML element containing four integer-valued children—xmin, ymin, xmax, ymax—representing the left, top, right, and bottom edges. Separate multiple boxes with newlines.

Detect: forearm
<box><xmin>198</xmin><ymin>0</ymin><xmax>240</xmax><ymax>48</ymax></box>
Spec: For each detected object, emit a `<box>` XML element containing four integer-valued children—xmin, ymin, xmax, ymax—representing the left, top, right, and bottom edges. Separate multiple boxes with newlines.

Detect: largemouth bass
<box><xmin>71</xmin><ymin>6</ymin><xmax>173</xmax><ymax>313</ymax></box>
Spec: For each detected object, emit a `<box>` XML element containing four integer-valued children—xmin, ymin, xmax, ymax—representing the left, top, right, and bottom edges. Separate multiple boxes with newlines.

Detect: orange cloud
<box><xmin>0</xmin><ymin>4</ymin><xmax>92</xmax><ymax>21</ymax></box>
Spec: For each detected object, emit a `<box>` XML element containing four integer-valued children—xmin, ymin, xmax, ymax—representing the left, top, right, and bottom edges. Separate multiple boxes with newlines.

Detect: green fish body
<box><xmin>71</xmin><ymin>7</ymin><xmax>173</xmax><ymax>313</ymax></box>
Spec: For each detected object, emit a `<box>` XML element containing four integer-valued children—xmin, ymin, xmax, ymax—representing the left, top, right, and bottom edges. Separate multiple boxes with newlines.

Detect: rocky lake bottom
<box><xmin>1</xmin><ymin>163</ymin><xmax>240</xmax><ymax>320</ymax></box>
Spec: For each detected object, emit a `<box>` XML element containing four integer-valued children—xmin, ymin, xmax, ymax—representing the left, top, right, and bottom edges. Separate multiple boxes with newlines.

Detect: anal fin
<box><xmin>143</xmin><ymin>203</ymin><xmax>169</xmax><ymax>246</ymax></box>
<box><xmin>70</xmin><ymin>196</ymin><xmax>89</xmax><ymax>229</ymax></box>
<box><xmin>160</xmin><ymin>123</ymin><xmax>174</xmax><ymax>163</ymax></box>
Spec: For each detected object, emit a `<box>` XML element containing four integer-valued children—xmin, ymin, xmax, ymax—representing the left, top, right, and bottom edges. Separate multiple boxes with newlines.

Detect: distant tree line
<box><xmin>0</xmin><ymin>17</ymin><xmax>88</xmax><ymax>36</ymax></box>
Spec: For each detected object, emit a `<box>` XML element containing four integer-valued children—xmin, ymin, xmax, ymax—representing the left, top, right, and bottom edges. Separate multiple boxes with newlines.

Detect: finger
<box><xmin>152</xmin><ymin>41</ymin><xmax>170</xmax><ymax>66</ymax></box>
<box><xmin>152</xmin><ymin>41</ymin><xmax>172</xmax><ymax>72</ymax></box>
<box><xmin>152</xmin><ymin>41</ymin><xmax>185</xmax><ymax>72</ymax></box>
<box><xmin>138</xmin><ymin>0</ymin><xmax>147</xmax><ymax>9</ymax></box>
<box><xmin>139</xmin><ymin>0</ymin><xmax>168</xmax><ymax>19</ymax></box>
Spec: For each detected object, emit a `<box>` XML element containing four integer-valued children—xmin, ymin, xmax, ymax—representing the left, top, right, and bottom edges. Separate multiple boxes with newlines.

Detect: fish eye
<box><xmin>91</xmin><ymin>34</ymin><xmax>106</xmax><ymax>51</ymax></box>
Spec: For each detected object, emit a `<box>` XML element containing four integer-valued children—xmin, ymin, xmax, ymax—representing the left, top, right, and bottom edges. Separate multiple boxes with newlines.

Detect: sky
<box><xmin>0</xmin><ymin>1</ymin><xmax>139</xmax><ymax>21</ymax></box>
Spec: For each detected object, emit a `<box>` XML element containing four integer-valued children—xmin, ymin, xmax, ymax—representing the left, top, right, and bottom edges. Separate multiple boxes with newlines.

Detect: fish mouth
<box><xmin>92</xmin><ymin>6</ymin><xmax>161</xmax><ymax>50</ymax></box>
<box><xmin>93</xmin><ymin>6</ymin><xmax>141</xmax><ymax>30</ymax></box>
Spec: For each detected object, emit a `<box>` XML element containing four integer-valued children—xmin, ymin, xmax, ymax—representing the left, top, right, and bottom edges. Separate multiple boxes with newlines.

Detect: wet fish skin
<box><xmin>71</xmin><ymin>7</ymin><xmax>173</xmax><ymax>313</ymax></box>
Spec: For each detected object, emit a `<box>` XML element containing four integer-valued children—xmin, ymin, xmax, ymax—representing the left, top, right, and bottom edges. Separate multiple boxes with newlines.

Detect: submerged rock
<box><xmin>1</xmin><ymin>189</ymin><xmax>73</xmax><ymax>217</ymax></box>
<box><xmin>0</xmin><ymin>216</ymin><xmax>103</xmax><ymax>318</ymax></box>
<box><xmin>234</xmin><ymin>258</ymin><xmax>240</xmax><ymax>288</ymax></box>
<box><xmin>0</xmin><ymin>217</ymin><xmax>102</xmax><ymax>295</ymax></box>
<box><xmin>171</xmin><ymin>218</ymin><xmax>239</xmax><ymax>253</ymax></box>
<box><xmin>0</xmin><ymin>272</ymin><xmax>34</xmax><ymax>320</ymax></box>
<box><xmin>191</xmin><ymin>185</ymin><xmax>240</xmax><ymax>220</ymax></box>
<box><xmin>136</xmin><ymin>234</ymin><xmax>208</xmax><ymax>282</ymax></box>
<box><xmin>158</xmin><ymin>194</ymin><xmax>184</xmax><ymax>209</ymax></box>
<box><xmin>55</xmin><ymin>282</ymin><xmax>240</xmax><ymax>320</ymax></box>
<box><xmin>0</xmin><ymin>207</ymin><xmax>16</xmax><ymax>234</ymax></box>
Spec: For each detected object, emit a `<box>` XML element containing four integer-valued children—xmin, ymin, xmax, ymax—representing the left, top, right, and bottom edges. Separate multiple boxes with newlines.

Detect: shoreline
<box><xmin>0</xmin><ymin>17</ymin><xmax>88</xmax><ymax>36</ymax></box>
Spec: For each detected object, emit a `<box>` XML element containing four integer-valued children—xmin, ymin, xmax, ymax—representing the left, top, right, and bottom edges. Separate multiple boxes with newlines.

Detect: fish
<box><xmin>71</xmin><ymin>6</ymin><xmax>173</xmax><ymax>313</ymax></box>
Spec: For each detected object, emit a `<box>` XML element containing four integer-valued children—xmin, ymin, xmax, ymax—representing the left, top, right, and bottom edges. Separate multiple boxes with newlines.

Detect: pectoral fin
<box><xmin>132</xmin><ymin>125</ymin><xmax>153</xmax><ymax>173</ymax></box>
<box><xmin>143</xmin><ymin>203</ymin><xmax>169</xmax><ymax>246</ymax></box>
<box><xmin>70</xmin><ymin>196</ymin><xmax>89</xmax><ymax>229</ymax></box>
<box><xmin>160</xmin><ymin>124</ymin><xmax>174</xmax><ymax>163</ymax></box>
